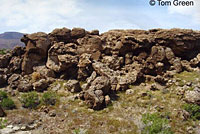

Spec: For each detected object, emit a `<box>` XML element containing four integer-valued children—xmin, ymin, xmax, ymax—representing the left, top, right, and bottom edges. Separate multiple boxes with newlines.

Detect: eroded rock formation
<box><xmin>1</xmin><ymin>28</ymin><xmax>200</xmax><ymax>110</ymax></box>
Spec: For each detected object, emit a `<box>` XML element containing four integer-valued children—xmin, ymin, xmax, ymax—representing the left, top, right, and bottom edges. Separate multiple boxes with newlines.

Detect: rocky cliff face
<box><xmin>1</xmin><ymin>28</ymin><xmax>200</xmax><ymax>110</ymax></box>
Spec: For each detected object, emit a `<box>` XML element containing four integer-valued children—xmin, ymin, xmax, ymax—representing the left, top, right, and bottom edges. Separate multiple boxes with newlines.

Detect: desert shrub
<box><xmin>20</xmin><ymin>92</ymin><xmax>40</xmax><ymax>109</ymax></box>
<box><xmin>0</xmin><ymin>91</ymin><xmax>16</xmax><ymax>110</ymax></box>
<box><xmin>0</xmin><ymin>98</ymin><xmax>16</xmax><ymax>110</ymax></box>
<box><xmin>183</xmin><ymin>103</ymin><xmax>200</xmax><ymax>120</ymax></box>
<box><xmin>0</xmin><ymin>118</ymin><xmax>7</xmax><ymax>129</ymax></box>
<box><xmin>42</xmin><ymin>91</ymin><xmax>57</xmax><ymax>106</ymax></box>
<box><xmin>31</xmin><ymin>72</ymin><xmax>41</xmax><ymax>82</ymax></box>
<box><xmin>142</xmin><ymin>113</ymin><xmax>173</xmax><ymax>134</ymax></box>
<box><xmin>0</xmin><ymin>49</ymin><xmax>7</xmax><ymax>55</ymax></box>
<box><xmin>0</xmin><ymin>91</ymin><xmax>8</xmax><ymax>100</ymax></box>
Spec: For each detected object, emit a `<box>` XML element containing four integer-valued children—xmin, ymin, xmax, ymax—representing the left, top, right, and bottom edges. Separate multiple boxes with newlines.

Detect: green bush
<box><xmin>42</xmin><ymin>91</ymin><xmax>57</xmax><ymax>106</ymax></box>
<box><xmin>142</xmin><ymin>113</ymin><xmax>173</xmax><ymax>134</ymax></box>
<box><xmin>0</xmin><ymin>91</ymin><xmax>8</xmax><ymax>101</ymax></box>
<box><xmin>0</xmin><ymin>91</ymin><xmax>16</xmax><ymax>110</ymax></box>
<box><xmin>183</xmin><ymin>103</ymin><xmax>200</xmax><ymax>120</ymax></box>
<box><xmin>0</xmin><ymin>49</ymin><xmax>7</xmax><ymax>55</ymax></box>
<box><xmin>0</xmin><ymin>98</ymin><xmax>16</xmax><ymax>110</ymax></box>
<box><xmin>20</xmin><ymin>92</ymin><xmax>40</xmax><ymax>109</ymax></box>
<box><xmin>0</xmin><ymin>118</ymin><xmax>7</xmax><ymax>129</ymax></box>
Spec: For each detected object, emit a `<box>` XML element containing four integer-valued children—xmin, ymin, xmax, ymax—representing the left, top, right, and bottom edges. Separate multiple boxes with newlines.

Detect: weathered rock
<box><xmin>181</xmin><ymin>60</ymin><xmax>194</xmax><ymax>72</ymax></box>
<box><xmin>18</xmin><ymin>79</ymin><xmax>33</xmax><ymax>92</ymax></box>
<box><xmin>11</xmin><ymin>46</ymin><xmax>25</xmax><ymax>57</ymax></box>
<box><xmin>101</xmin><ymin>56</ymin><xmax>123</xmax><ymax>70</ymax></box>
<box><xmin>92</xmin><ymin>61</ymin><xmax>119</xmax><ymax>78</ymax></box>
<box><xmin>77</xmin><ymin>53</ymin><xmax>93</xmax><ymax>80</ymax></box>
<box><xmin>185</xmin><ymin>87</ymin><xmax>200</xmax><ymax>105</ymax></box>
<box><xmin>153</xmin><ymin>29</ymin><xmax>200</xmax><ymax>59</ymax></box>
<box><xmin>8</xmin><ymin>74</ymin><xmax>21</xmax><ymax>89</ymax></box>
<box><xmin>77</xmin><ymin>35</ymin><xmax>103</xmax><ymax>55</ymax></box>
<box><xmin>33</xmin><ymin>65</ymin><xmax>55</xmax><ymax>78</ymax></box>
<box><xmin>83</xmin><ymin>76</ymin><xmax>111</xmax><ymax>110</ymax></box>
<box><xmin>21</xmin><ymin>32</ymin><xmax>51</xmax><ymax>74</ymax></box>
<box><xmin>126</xmin><ymin>89</ymin><xmax>134</xmax><ymax>95</ymax></box>
<box><xmin>125</xmin><ymin>52</ymin><xmax>133</xmax><ymax>65</ymax></box>
<box><xmin>71</xmin><ymin>28</ymin><xmax>86</xmax><ymax>38</ymax></box>
<box><xmin>33</xmin><ymin>79</ymin><xmax>49</xmax><ymax>92</ymax></box>
<box><xmin>0</xmin><ymin>54</ymin><xmax>11</xmax><ymax>68</ymax></box>
<box><xmin>65</xmin><ymin>80</ymin><xmax>81</xmax><ymax>93</ymax></box>
<box><xmin>165</xmin><ymin>47</ymin><xmax>175</xmax><ymax>60</ymax></box>
<box><xmin>46</xmin><ymin>42</ymin><xmax>78</xmax><ymax>73</ymax></box>
<box><xmin>9</xmin><ymin>56</ymin><xmax>22</xmax><ymax>73</ymax></box>
<box><xmin>84</xmin><ymin>89</ymin><xmax>104</xmax><ymax>110</ymax></box>
<box><xmin>0</xmin><ymin>74</ymin><xmax>7</xmax><ymax>86</ymax></box>
<box><xmin>90</xmin><ymin>30</ymin><xmax>99</xmax><ymax>35</ymax></box>
<box><xmin>172</xmin><ymin>58</ymin><xmax>182</xmax><ymax>73</ymax></box>
<box><xmin>190</xmin><ymin>53</ymin><xmax>200</xmax><ymax>67</ymax></box>
<box><xmin>49</xmin><ymin>27</ymin><xmax>71</xmax><ymax>43</ymax></box>
<box><xmin>105</xmin><ymin>95</ymin><xmax>111</xmax><ymax>106</ymax></box>
<box><xmin>150</xmin><ymin>46</ymin><xmax>165</xmax><ymax>62</ymax></box>
<box><xmin>90</xmin><ymin>76</ymin><xmax>111</xmax><ymax>94</ymax></box>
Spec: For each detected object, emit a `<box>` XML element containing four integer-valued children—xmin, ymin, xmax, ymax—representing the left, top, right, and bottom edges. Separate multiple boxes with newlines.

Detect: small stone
<box><xmin>126</xmin><ymin>89</ymin><xmax>134</xmax><ymax>95</ymax></box>
<box><xmin>150</xmin><ymin>84</ymin><xmax>159</xmax><ymax>91</ymax></box>
<box><xmin>49</xmin><ymin>110</ymin><xmax>57</xmax><ymax>117</ymax></box>
<box><xmin>186</xmin><ymin>82</ymin><xmax>192</xmax><ymax>86</ymax></box>
<box><xmin>72</xmin><ymin>108</ymin><xmax>78</xmax><ymax>113</ymax></box>
<box><xmin>105</xmin><ymin>95</ymin><xmax>111</xmax><ymax>106</ymax></box>
<box><xmin>21</xmin><ymin>126</ymin><xmax>27</xmax><ymax>130</ymax></box>
<box><xmin>13</xmin><ymin>126</ymin><xmax>20</xmax><ymax>131</ymax></box>
<box><xmin>7</xmin><ymin>125</ymin><xmax>13</xmax><ymax>128</ymax></box>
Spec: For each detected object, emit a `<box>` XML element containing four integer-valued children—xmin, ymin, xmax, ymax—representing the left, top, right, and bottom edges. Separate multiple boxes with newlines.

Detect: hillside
<box><xmin>0</xmin><ymin>32</ymin><xmax>24</xmax><ymax>49</ymax></box>
<box><xmin>0</xmin><ymin>28</ymin><xmax>200</xmax><ymax>134</ymax></box>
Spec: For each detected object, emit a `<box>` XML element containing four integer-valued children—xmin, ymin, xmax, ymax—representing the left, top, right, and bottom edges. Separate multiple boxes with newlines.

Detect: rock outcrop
<box><xmin>1</xmin><ymin>28</ymin><xmax>200</xmax><ymax>110</ymax></box>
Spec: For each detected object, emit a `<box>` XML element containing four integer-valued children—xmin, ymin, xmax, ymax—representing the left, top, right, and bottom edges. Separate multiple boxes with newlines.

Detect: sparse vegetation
<box><xmin>20</xmin><ymin>92</ymin><xmax>40</xmax><ymax>109</ymax></box>
<box><xmin>142</xmin><ymin>112</ymin><xmax>173</xmax><ymax>134</ymax></box>
<box><xmin>0</xmin><ymin>91</ymin><xmax>8</xmax><ymax>100</ymax></box>
<box><xmin>31</xmin><ymin>72</ymin><xmax>42</xmax><ymax>82</ymax></box>
<box><xmin>0</xmin><ymin>91</ymin><xmax>16</xmax><ymax>110</ymax></box>
<box><xmin>183</xmin><ymin>103</ymin><xmax>200</xmax><ymax>120</ymax></box>
<box><xmin>0</xmin><ymin>118</ymin><xmax>7</xmax><ymax>129</ymax></box>
<box><xmin>42</xmin><ymin>91</ymin><xmax>57</xmax><ymax>106</ymax></box>
<box><xmin>0</xmin><ymin>98</ymin><xmax>16</xmax><ymax>110</ymax></box>
<box><xmin>0</xmin><ymin>49</ymin><xmax>7</xmax><ymax>55</ymax></box>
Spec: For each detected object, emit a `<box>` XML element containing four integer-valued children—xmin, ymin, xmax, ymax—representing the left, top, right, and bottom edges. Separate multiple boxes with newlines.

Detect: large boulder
<box><xmin>21</xmin><ymin>32</ymin><xmax>51</xmax><ymax>74</ymax></box>
<box><xmin>71</xmin><ymin>28</ymin><xmax>86</xmax><ymax>39</ymax></box>
<box><xmin>33</xmin><ymin>79</ymin><xmax>49</xmax><ymax>92</ymax></box>
<box><xmin>77</xmin><ymin>35</ymin><xmax>102</xmax><ymax>60</ymax></box>
<box><xmin>49</xmin><ymin>27</ymin><xmax>71</xmax><ymax>43</ymax></box>
<box><xmin>83</xmin><ymin>76</ymin><xmax>111</xmax><ymax>110</ymax></box>
<box><xmin>65</xmin><ymin>80</ymin><xmax>81</xmax><ymax>93</ymax></box>
<box><xmin>46</xmin><ymin>42</ymin><xmax>78</xmax><ymax>74</ymax></box>
<box><xmin>185</xmin><ymin>87</ymin><xmax>200</xmax><ymax>105</ymax></box>
<box><xmin>153</xmin><ymin>29</ymin><xmax>200</xmax><ymax>59</ymax></box>
<box><xmin>18</xmin><ymin>78</ymin><xmax>33</xmax><ymax>92</ymax></box>
<box><xmin>77</xmin><ymin>53</ymin><xmax>93</xmax><ymax>80</ymax></box>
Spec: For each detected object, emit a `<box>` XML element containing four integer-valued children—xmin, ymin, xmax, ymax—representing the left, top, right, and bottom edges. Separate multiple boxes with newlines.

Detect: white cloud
<box><xmin>168</xmin><ymin>0</ymin><xmax>200</xmax><ymax>24</ymax></box>
<box><xmin>0</xmin><ymin>0</ymin><xmax>81</xmax><ymax>33</ymax></box>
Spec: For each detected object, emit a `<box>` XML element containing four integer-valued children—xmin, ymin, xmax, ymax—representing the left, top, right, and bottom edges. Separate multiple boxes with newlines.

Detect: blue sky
<box><xmin>0</xmin><ymin>0</ymin><xmax>199</xmax><ymax>33</ymax></box>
